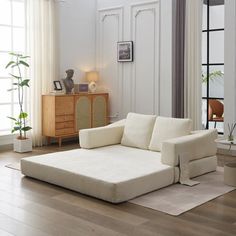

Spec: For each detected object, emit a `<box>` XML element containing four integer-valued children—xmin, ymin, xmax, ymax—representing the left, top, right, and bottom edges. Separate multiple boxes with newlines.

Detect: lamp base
<box><xmin>89</xmin><ymin>81</ymin><xmax>97</xmax><ymax>93</ymax></box>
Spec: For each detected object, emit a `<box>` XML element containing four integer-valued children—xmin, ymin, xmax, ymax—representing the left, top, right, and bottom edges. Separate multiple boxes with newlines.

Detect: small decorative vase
<box><xmin>89</xmin><ymin>81</ymin><xmax>97</xmax><ymax>93</ymax></box>
<box><xmin>227</xmin><ymin>135</ymin><xmax>234</xmax><ymax>142</ymax></box>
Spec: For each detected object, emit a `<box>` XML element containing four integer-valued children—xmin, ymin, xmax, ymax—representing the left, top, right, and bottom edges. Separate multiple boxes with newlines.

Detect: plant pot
<box><xmin>14</xmin><ymin>137</ymin><xmax>32</xmax><ymax>153</ymax></box>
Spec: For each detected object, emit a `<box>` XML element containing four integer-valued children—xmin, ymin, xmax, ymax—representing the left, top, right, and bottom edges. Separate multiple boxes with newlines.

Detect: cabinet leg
<box><xmin>58</xmin><ymin>137</ymin><xmax>62</xmax><ymax>147</ymax></box>
<box><xmin>47</xmin><ymin>137</ymin><xmax>51</xmax><ymax>146</ymax></box>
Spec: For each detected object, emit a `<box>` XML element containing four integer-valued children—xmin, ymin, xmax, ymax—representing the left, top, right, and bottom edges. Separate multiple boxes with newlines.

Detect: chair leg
<box><xmin>214</xmin><ymin>121</ymin><xmax>217</xmax><ymax>129</ymax></box>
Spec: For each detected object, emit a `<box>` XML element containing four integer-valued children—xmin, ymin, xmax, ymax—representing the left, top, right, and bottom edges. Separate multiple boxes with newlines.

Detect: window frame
<box><xmin>0</xmin><ymin>0</ymin><xmax>27</xmax><ymax>135</ymax></box>
<box><xmin>202</xmin><ymin>0</ymin><xmax>225</xmax><ymax>134</ymax></box>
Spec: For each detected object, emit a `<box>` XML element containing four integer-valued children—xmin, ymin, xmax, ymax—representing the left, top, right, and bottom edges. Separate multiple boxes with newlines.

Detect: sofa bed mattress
<box><xmin>21</xmin><ymin>145</ymin><xmax>175</xmax><ymax>203</ymax></box>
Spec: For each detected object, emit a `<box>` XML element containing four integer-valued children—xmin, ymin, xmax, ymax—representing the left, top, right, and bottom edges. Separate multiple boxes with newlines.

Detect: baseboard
<box><xmin>0</xmin><ymin>144</ymin><xmax>13</xmax><ymax>151</ymax></box>
<box><xmin>0</xmin><ymin>134</ymin><xmax>14</xmax><ymax>151</ymax></box>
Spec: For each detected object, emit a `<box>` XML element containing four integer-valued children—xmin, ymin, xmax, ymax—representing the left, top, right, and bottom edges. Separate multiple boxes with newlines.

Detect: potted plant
<box><xmin>6</xmin><ymin>53</ymin><xmax>32</xmax><ymax>153</ymax></box>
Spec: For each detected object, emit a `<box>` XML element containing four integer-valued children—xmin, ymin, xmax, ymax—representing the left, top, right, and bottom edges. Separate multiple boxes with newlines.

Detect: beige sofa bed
<box><xmin>21</xmin><ymin>113</ymin><xmax>218</xmax><ymax>203</ymax></box>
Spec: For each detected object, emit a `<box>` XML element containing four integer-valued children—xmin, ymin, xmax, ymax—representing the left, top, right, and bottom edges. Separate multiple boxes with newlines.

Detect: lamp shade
<box><xmin>86</xmin><ymin>71</ymin><xmax>99</xmax><ymax>82</ymax></box>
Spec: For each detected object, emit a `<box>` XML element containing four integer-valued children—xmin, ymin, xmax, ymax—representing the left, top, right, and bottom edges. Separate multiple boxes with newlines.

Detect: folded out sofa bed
<box><xmin>21</xmin><ymin>113</ymin><xmax>218</xmax><ymax>203</ymax></box>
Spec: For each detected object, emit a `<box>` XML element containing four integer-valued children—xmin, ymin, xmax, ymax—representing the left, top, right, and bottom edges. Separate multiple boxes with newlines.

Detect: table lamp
<box><xmin>86</xmin><ymin>71</ymin><xmax>99</xmax><ymax>93</ymax></box>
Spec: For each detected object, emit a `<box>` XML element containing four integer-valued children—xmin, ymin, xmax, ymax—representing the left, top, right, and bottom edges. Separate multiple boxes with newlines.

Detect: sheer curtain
<box><xmin>184</xmin><ymin>0</ymin><xmax>203</xmax><ymax>130</ymax></box>
<box><xmin>27</xmin><ymin>0</ymin><xmax>57</xmax><ymax>146</ymax></box>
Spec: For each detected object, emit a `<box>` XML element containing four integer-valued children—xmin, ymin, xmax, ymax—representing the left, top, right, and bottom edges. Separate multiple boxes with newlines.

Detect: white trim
<box><xmin>98</xmin><ymin>6</ymin><xmax>124</xmax><ymax>121</ymax></box>
<box><xmin>130</xmin><ymin>0</ymin><xmax>160</xmax><ymax>114</ymax></box>
<box><xmin>98</xmin><ymin>6</ymin><xmax>124</xmax><ymax>12</ymax></box>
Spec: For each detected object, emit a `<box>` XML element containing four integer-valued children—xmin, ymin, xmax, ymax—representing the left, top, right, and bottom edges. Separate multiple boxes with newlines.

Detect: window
<box><xmin>202</xmin><ymin>0</ymin><xmax>224</xmax><ymax>134</ymax></box>
<box><xmin>0</xmin><ymin>0</ymin><xmax>26</xmax><ymax>135</ymax></box>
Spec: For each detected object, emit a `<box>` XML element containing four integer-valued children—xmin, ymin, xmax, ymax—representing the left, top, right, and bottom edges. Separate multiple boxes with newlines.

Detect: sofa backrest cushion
<box><xmin>121</xmin><ymin>113</ymin><xmax>156</xmax><ymax>149</ymax></box>
<box><xmin>149</xmin><ymin>116</ymin><xmax>192</xmax><ymax>152</ymax></box>
<box><xmin>108</xmin><ymin>119</ymin><xmax>126</xmax><ymax>127</ymax></box>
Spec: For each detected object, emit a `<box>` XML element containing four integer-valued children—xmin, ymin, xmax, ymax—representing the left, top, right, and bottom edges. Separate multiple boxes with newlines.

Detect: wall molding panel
<box><xmin>96</xmin><ymin>0</ymin><xmax>172</xmax><ymax>120</ymax></box>
<box><xmin>131</xmin><ymin>1</ymin><xmax>160</xmax><ymax>114</ymax></box>
<box><xmin>97</xmin><ymin>6</ymin><xmax>124</xmax><ymax>122</ymax></box>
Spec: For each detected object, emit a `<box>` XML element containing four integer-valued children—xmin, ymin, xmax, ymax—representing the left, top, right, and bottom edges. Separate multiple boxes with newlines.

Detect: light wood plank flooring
<box><xmin>0</xmin><ymin>142</ymin><xmax>235</xmax><ymax>236</ymax></box>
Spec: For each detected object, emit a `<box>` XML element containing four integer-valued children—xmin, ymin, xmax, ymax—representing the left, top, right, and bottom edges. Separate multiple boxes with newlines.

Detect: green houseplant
<box><xmin>227</xmin><ymin>123</ymin><xmax>236</xmax><ymax>142</ymax></box>
<box><xmin>6</xmin><ymin>52</ymin><xmax>32</xmax><ymax>152</ymax></box>
<box><xmin>202</xmin><ymin>70</ymin><xmax>224</xmax><ymax>83</ymax></box>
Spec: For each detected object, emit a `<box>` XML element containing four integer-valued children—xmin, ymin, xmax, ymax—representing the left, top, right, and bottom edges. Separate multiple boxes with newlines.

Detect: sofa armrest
<box><xmin>79</xmin><ymin>126</ymin><xmax>124</xmax><ymax>149</ymax></box>
<box><xmin>161</xmin><ymin>129</ymin><xmax>218</xmax><ymax>166</ymax></box>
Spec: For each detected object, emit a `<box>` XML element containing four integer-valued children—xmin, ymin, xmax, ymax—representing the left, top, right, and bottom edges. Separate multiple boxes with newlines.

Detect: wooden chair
<box><xmin>208</xmin><ymin>99</ymin><xmax>224</xmax><ymax>128</ymax></box>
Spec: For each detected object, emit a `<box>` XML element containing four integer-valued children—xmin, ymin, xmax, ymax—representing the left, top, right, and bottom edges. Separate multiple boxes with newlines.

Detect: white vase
<box><xmin>89</xmin><ymin>81</ymin><xmax>97</xmax><ymax>93</ymax></box>
<box><xmin>14</xmin><ymin>138</ymin><xmax>32</xmax><ymax>153</ymax></box>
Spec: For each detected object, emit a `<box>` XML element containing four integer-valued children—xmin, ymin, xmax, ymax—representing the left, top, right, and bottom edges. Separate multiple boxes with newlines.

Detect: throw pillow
<box><xmin>121</xmin><ymin>113</ymin><xmax>156</xmax><ymax>149</ymax></box>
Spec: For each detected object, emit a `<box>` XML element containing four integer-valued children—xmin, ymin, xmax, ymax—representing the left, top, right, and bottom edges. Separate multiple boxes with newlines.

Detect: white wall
<box><xmin>224</xmin><ymin>0</ymin><xmax>236</xmax><ymax>137</ymax></box>
<box><xmin>56</xmin><ymin>0</ymin><xmax>172</xmax><ymax>123</ymax></box>
<box><xmin>96</xmin><ymin>0</ymin><xmax>172</xmax><ymax>122</ymax></box>
<box><xmin>57</xmin><ymin>0</ymin><xmax>97</xmax><ymax>83</ymax></box>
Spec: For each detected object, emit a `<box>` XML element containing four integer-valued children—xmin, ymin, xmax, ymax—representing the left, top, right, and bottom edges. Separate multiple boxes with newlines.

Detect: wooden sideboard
<box><xmin>42</xmin><ymin>93</ymin><xmax>109</xmax><ymax>146</ymax></box>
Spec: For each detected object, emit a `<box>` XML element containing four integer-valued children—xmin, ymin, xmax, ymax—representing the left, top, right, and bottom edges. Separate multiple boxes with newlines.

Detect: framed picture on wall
<box><xmin>117</xmin><ymin>41</ymin><xmax>133</xmax><ymax>62</ymax></box>
<box><xmin>53</xmin><ymin>80</ymin><xmax>63</xmax><ymax>91</ymax></box>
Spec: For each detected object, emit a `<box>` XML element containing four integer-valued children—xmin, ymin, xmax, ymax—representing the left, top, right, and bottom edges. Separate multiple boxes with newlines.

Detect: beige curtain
<box><xmin>184</xmin><ymin>0</ymin><xmax>203</xmax><ymax>130</ymax></box>
<box><xmin>26</xmin><ymin>0</ymin><xmax>57</xmax><ymax>146</ymax></box>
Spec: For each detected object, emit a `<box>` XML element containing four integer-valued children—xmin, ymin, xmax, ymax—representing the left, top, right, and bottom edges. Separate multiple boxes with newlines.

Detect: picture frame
<box><xmin>74</xmin><ymin>83</ymin><xmax>89</xmax><ymax>93</ymax></box>
<box><xmin>53</xmin><ymin>80</ymin><xmax>63</xmax><ymax>91</ymax></box>
<box><xmin>117</xmin><ymin>41</ymin><xmax>133</xmax><ymax>62</ymax></box>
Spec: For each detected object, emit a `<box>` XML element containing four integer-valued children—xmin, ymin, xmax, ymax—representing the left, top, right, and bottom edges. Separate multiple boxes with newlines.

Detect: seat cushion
<box><xmin>21</xmin><ymin>145</ymin><xmax>175</xmax><ymax>203</ymax></box>
<box><xmin>149</xmin><ymin>116</ymin><xmax>192</xmax><ymax>151</ymax></box>
<box><xmin>121</xmin><ymin>113</ymin><xmax>156</xmax><ymax>149</ymax></box>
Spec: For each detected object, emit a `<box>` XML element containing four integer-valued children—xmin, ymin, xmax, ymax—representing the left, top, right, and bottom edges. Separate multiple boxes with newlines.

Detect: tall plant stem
<box><xmin>16</xmin><ymin>56</ymin><xmax>26</xmax><ymax>139</ymax></box>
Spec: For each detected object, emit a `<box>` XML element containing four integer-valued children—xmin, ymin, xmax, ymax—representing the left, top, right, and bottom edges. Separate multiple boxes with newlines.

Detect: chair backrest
<box><xmin>208</xmin><ymin>99</ymin><xmax>224</xmax><ymax>120</ymax></box>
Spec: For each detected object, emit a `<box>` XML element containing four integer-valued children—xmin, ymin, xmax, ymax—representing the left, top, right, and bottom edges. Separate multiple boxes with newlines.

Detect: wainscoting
<box><xmin>97</xmin><ymin>6</ymin><xmax>124</xmax><ymax>122</ymax></box>
<box><xmin>96</xmin><ymin>0</ymin><xmax>173</xmax><ymax>122</ymax></box>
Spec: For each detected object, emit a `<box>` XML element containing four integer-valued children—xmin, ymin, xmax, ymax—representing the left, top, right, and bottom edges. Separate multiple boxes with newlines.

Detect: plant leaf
<box><xmin>11</xmin><ymin>64</ymin><xmax>18</xmax><ymax>68</ymax></box>
<box><xmin>12</xmin><ymin>126</ymin><xmax>20</xmax><ymax>132</ymax></box>
<box><xmin>7</xmin><ymin>116</ymin><xmax>17</xmax><ymax>121</ymax></box>
<box><xmin>19</xmin><ymin>79</ymin><xmax>30</xmax><ymax>87</ymax></box>
<box><xmin>19</xmin><ymin>112</ymin><xmax>28</xmax><ymax>119</ymax></box>
<box><xmin>19</xmin><ymin>60</ymin><xmax>29</xmax><ymax>67</ymax></box>
<box><xmin>22</xmin><ymin>126</ymin><xmax>32</xmax><ymax>132</ymax></box>
<box><xmin>9</xmin><ymin>73</ymin><xmax>21</xmax><ymax>79</ymax></box>
<box><xmin>202</xmin><ymin>70</ymin><xmax>224</xmax><ymax>83</ymax></box>
<box><xmin>9</xmin><ymin>52</ymin><xmax>22</xmax><ymax>57</ymax></box>
<box><xmin>20</xmin><ymin>56</ymin><xmax>30</xmax><ymax>59</ymax></box>
<box><xmin>7</xmin><ymin>88</ymin><xmax>17</xmax><ymax>92</ymax></box>
<box><xmin>5</xmin><ymin>61</ymin><xmax>15</xmax><ymax>69</ymax></box>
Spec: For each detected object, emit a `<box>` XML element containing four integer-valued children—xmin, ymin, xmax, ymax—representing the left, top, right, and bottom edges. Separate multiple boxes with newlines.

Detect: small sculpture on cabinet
<box><xmin>62</xmin><ymin>69</ymin><xmax>74</xmax><ymax>94</ymax></box>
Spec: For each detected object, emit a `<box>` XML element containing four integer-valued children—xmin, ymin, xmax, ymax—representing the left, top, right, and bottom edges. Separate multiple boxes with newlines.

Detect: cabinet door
<box><xmin>92</xmin><ymin>95</ymin><xmax>107</xmax><ymax>127</ymax></box>
<box><xmin>75</xmin><ymin>96</ymin><xmax>92</xmax><ymax>131</ymax></box>
<box><xmin>55</xmin><ymin>96</ymin><xmax>74</xmax><ymax>115</ymax></box>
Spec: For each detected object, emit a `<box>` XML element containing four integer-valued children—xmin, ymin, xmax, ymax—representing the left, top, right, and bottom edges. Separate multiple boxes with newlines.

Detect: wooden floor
<box><xmin>0</xmin><ymin>142</ymin><xmax>236</xmax><ymax>236</ymax></box>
